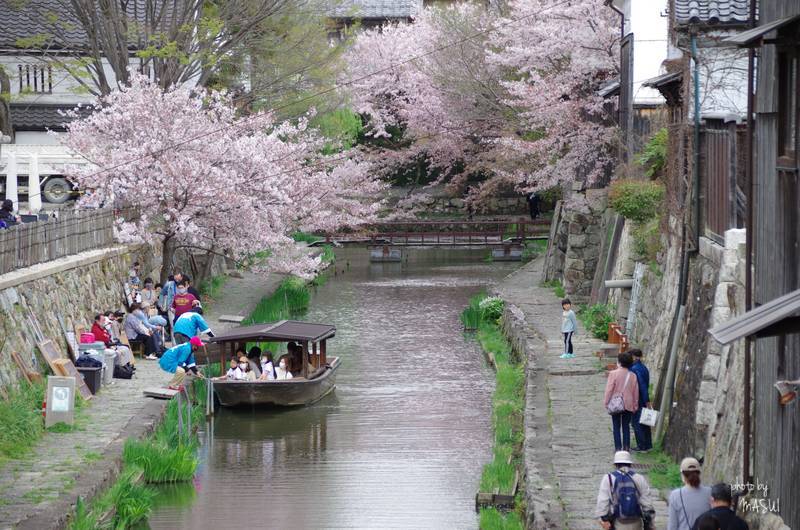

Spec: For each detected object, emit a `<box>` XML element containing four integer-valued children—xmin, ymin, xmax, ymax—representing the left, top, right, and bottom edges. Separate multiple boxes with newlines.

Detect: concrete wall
<box><xmin>0</xmin><ymin>244</ymin><xmax>159</xmax><ymax>392</ymax></box>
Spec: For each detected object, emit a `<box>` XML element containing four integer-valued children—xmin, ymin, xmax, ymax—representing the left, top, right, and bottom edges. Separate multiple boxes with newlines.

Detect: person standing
<box><xmin>595</xmin><ymin>451</ymin><xmax>656</xmax><ymax>530</ymax></box>
<box><xmin>629</xmin><ymin>349</ymin><xmax>653</xmax><ymax>452</ymax></box>
<box><xmin>0</xmin><ymin>199</ymin><xmax>20</xmax><ymax>227</ymax></box>
<box><xmin>526</xmin><ymin>192</ymin><xmax>541</xmax><ymax>220</ymax></box>
<box><xmin>560</xmin><ymin>298</ymin><xmax>578</xmax><ymax>359</ymax></box>
<box><xmin>691</xmin><ymin>484</ymin><xmax>748</xmax><ymax>530</ymax></box>
<box><xmin>159</xmin><ymin>336</ymin><xmax>205</xmax><ymax>390</ymax></box>
<box><xmin>604</xmin><ymin>352</ymin><xmax>639</xmax><ymax>451</ymax></box>
<box><xmin>171</xmin><ymin>281</ymin><xmax>198</xmax><ymax>322</ymax></box>
<box><xmin>173</xmin><ymin>311</ymin><xmax>214</xmax><ymax>344</ymax></box>
<box><xmin>668</xmin><ymin>458</ymin><xmax>712</xmax><ymax>530</ymax></box>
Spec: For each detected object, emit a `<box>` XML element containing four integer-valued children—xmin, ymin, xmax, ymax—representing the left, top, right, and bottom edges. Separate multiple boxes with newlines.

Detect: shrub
<box><xmin>608</xmin><ymin>179</ymin><xmax>665</xmax><ymax>223</ymax></box>
<box><xmin>632</xmin><ymin>217</ymin><xmax>662</xmax><ymax>262</ymax></box>
<box><xmin>479</xmin><ymin>296</ymin><xmax>505</xmax><ymax>322</ymax></box>
<box><xmin>578</xmin><ymin>303</ymin><xmax>616</xmax><ymax>340</ymax></box>
<box><xmin>638</xmin><ymin>128</ymin><xmax>668</xmax><ymax>178</ymax></box>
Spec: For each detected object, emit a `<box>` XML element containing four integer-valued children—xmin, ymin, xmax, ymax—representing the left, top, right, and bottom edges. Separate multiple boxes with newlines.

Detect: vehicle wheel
<box><xmin>42</xmin><ymin>177</ymin><xmax>73</xmax><ymax>204</ymax></box>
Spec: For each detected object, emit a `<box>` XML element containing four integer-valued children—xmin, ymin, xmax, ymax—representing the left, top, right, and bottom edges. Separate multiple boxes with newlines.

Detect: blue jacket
<box><xmin>173</xmin><ymin>312</ymin><xmax>211</xmax><ymax>338</ymax></box>
<box><xmin>630</xmin><ymin>360</ymin><xmax>650</xmax><ymax>407</ymax></box>
<box><xmin>159</xmin><ymin>343</ymin><xmax>196</xmax><ymax>374</ymax></box>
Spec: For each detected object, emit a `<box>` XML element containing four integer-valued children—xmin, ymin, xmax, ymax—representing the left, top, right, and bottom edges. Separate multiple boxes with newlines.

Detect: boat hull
<box><xmin>212</xmin><ymin>357</ymin><xmax>340</xmax><ymax>407</ymax></box>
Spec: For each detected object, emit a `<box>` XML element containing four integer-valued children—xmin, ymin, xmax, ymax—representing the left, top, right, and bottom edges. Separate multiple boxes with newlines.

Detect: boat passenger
<box><xmin>214</xmin><ymin>358</ymin><xmax>238</xmax><ymax>381</ymax></box>
<box><xmin>259</xmin><ymin>351</ymin><xmax>276</xmax><ymax>380</ymax></box>
<box><xmin>275</xmin><ymin>355</ymin><xmax>293</xmax><ymax>380</ymax></box>
<box><xmin>247</xmin><ymin>346</ymin><xmax>263</xmax><ymax>378</ymax></box>
<box><xmin>287</xmin><ymin>342</ymin><xmax>304</xmax><ymax>374</ymax></box>
<box><xmin>237</xmin><ymin>356</ymin><xmax>256</xmax><ymax>382</ymax></box>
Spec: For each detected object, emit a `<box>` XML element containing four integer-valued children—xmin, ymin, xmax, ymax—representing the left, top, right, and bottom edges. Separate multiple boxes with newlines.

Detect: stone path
<box><xmin>495</xmin><ymin>258</ymin><xmax>668</xmax><ymax>530</ymax></box>
<box><xmin>0</xmin><ymin>268</ymin><xmax>283</xmax><ymax>529</ymax></box>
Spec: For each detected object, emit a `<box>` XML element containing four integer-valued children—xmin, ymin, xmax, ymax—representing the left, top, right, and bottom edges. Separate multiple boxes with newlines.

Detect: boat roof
<box><xmin>209</xmin><ymin>320</ymin><xmax>336</xmax><ymax>343</ymax></box>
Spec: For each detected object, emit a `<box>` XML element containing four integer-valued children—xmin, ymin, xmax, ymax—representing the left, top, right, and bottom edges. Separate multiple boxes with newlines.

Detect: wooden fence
<box><xmin>0</xmin><ymin>209</ymin><xmax>116</xmax><ymax>276</ymax></box>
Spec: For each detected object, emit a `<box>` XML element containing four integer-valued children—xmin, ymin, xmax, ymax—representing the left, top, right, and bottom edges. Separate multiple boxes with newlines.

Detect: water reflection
<box><xmin>147</xmin><ymin>249</ymin><xmax>518</xmax><ymax>529</ymax></box>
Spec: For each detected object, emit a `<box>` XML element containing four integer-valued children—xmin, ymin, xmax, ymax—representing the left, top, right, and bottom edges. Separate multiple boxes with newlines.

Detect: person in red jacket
<box><xmin>171</xmin><ymin>281</ymin><xmax>199</xmax><ymax>322</ymax></box>
<box><xmin>91</xmin><ymin>314</ymin><xmax>112</xmax><ymax>346</ymax></box>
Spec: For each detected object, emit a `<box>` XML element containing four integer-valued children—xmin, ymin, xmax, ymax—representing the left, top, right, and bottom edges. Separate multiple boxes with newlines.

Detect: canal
<box><xmin>147</xmin><ymin>248</ymin><xmax>519</xmax><ymax>529</ymax></box>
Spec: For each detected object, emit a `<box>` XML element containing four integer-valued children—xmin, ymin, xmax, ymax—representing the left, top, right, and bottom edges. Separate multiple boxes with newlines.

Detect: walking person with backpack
<box><xmin>604</xmin><ymin>352</ymin><xmax>640</xmax><ymax>451</ymax></box>
<box><xmin>595</xmin><ymin>451</ymin><xmax>656</xmax><ymax>529</ymax></box>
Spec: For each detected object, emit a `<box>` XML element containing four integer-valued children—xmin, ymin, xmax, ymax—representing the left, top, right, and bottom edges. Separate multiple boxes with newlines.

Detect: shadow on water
<box><xmin>145</xmin><ymin>248</ymin><xmax>520</xmax><ymax>529</ymax></box>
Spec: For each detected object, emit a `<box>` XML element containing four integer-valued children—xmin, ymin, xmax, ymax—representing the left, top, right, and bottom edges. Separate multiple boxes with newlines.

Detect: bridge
<box><xmin>318</xmin><ymin>218</ymin><xmax>550</xmax><ymax>249</ymax></box>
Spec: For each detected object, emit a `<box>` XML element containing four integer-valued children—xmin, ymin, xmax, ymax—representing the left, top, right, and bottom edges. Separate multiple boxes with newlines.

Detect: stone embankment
<box><xmin>0</xmin><ymin>247</ymin><xmax>284</xmax><ymax>529</ymax></box>
<box><xmin>495</xmin><ymin>258</ymin><xmax>668</xmax><ymax>529</ymax></box>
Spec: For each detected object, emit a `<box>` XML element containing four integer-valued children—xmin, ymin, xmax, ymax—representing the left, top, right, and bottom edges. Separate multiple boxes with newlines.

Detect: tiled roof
<box><xmin>9</xmin><ymin>103</ymin><xmax>93</xmax><ymax>131</ymax></box>
<box><xmin>0</xmin><ymin>0</ymin><xmax>87</xmax><ymax>48</ymax></box>
<box><xmin>673</xmin><ymin>0</ymin><xmax>751</xmax><ymax>26</ymax></box>
<box><xmin>328</xmin><ymin>0</ymin><xmax>422</xmax><ymax>19</ymax></box>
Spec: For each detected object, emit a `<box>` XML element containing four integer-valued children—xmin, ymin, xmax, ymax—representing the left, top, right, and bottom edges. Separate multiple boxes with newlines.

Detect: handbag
<box><xmin>607</xmin><ymin>373</ymin><xmax>632</xmax><ymax>414</ymax></box>
<box><xmin>639</xmin><ymin>407</ymin><xmax>658</xmax><ymax>427</ymax></box>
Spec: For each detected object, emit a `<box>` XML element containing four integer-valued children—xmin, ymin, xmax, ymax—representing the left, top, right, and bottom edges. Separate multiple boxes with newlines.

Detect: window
<box><xmin>17</xmin><ymin>64</ymin><xmax>52</xmax><ymax>94</ymax></box>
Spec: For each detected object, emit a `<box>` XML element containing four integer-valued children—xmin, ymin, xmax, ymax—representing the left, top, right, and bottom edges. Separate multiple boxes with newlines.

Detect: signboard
<box><xmin>45</xmin><ymin>376</ymin><xmax>75</xmax><ymax>428</ymax></box>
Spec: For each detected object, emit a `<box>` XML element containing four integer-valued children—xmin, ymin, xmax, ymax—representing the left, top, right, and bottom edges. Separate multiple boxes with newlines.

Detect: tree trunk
<box><xmin>199</xmin><ymin>244</ymin><xmax>217</xmax><ymax>286</ymax></box>
<box><xmin>160</xmin><ymin>236</ymin><xmax>175</xmax><ymax>284</ymax></box>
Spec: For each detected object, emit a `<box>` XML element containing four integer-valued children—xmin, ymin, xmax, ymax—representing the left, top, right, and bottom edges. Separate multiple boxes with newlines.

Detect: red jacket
<box><xmin>91</xmin><ymin>322</ymin><xmax>112</xmax><ymax>347</ymax></box>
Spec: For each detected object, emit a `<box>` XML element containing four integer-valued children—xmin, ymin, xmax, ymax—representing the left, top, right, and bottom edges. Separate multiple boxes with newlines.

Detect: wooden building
<box><xmin>712</xmin><ymin>4</ymin><xmax>800</xmax><ymax>528</ymax></box>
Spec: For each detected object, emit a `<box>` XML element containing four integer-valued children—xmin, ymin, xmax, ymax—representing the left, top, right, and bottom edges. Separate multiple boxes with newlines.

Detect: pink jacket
<box><xmin>604</xmin><ymin>367</ymin><xmax>640</xmax><ymax>413</ymax></box>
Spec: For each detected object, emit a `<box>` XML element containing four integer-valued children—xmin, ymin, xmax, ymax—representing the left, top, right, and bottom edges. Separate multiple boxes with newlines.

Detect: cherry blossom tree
<box><xmin>344</xmin><ymin>0</ymin><xmax>619</xmax><ymax>206</ymax></box>
<box><xmin>62</xmin><ymin>74</ymin><xmax>383</xmax><ymax>281</ymax></box>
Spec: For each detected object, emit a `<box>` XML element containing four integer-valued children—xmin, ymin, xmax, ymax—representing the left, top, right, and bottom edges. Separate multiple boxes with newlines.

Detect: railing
<box><xmin>325</xmin><ymin>218</ymin><xmax>551</xmax><ymax>247</ymax></box>
<box><xmin>0</xmin><ymin>208</ymin><xmax>116</xmax><ymax>276</ymax></box>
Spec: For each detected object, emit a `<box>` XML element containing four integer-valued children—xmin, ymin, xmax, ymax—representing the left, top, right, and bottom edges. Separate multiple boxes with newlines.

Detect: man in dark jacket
<box><xmin>692</xmin><ymin>483</ymin><xmax>748</xmax><ymax>530</ymax></box>
<box><xmin>628</xmin><ymin>349</ymin><xmax>652</xmax><ymax>451</ymax></box>
<box><xmin>0</xmin><ymin>199</ymin><xmax>19</xmax><ymax>227</ymax></box>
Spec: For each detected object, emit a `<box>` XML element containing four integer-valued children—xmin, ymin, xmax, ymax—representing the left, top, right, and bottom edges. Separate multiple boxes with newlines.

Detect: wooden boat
<box><xmin>206</xmin><ymin>320</ymin><xmax>339</xmax><ymax>407</ymax></box>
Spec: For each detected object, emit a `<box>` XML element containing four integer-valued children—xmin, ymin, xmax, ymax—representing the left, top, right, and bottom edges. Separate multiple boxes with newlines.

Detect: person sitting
<box><xmin>236</xmin><ymin>356</ymin><xmax>256</xmax><ymax>381</ymax></box>
<box><xmin>173</xmin><ymin>311</ymin><xmax>214</xmax><ymax>345</ymax></box>
<box><xmin>275</xmin><ymin>355</ymin><xmax>293</xmax><ymax>380</ymax></box>
<box><xmin>91</xmin><ymin>313</ymin><xmax>113</xmax><ymax>347</ymax></box>
<box><xmin>128</xmin><ymin>261</ymin><xmax>141</xmax><ymax>288</ymax></box>
<box><xmin>133</xmin><ymin>304</ymin><xmax>165</xmax><ymax>355</ymax></box>
<box><xmin>95</xmin><ymin>312</ymin><xmax>134</xmax><ymax>365</ymax></box>
<box><xmin>214</xmin><ymin>358</ymin><xmax>238</xmax><ymax>381</ymax></box>
<box><xmin>247</xmin><ymin>346</ymin><xmax>262</xmax><ymax>378</ymax></box>
<box><xmin>259</xmin><ymin>351</ymin><xmax>276</xmax><ymax>381</ymax></box>
<box><xmin>287</xmin><ymin>342</ymin><xmax>304</xmax><ymax>374</ymax></box>
<box><xmin>170</xmin><ymin>280</ymin><xmax>198</xmax><ymax>322</ymax></box>
<box><xmin>124</xmin><ymin>304</ymin><xmax>159</xmax><ymax>359</ymax></box>
<box><xmin>140</xmin><ymin>278</ymin><xmax>158</xmax><ymax>307</ymax></box>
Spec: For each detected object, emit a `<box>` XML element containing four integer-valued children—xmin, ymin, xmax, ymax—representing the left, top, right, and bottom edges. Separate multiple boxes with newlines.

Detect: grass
<box><xmin>522</xmin><ymin>239</ymin><xmax>548</xmax><ymax>260</ymax></box>
<box><xmin>635</xmin><ymin>444</ymin><xmax>682</xmax><ymax>490</ymax></box>
<box><xmin>465</xmin><ymin>294</ymin><xmax>526</xmax><ymax>527</ymax></box>
<box><xmin>198</xmin><ymin>274</ymin><xmax>227</xmax><ymax>302</ymax></box>
<box><xmin>320</xmin><ymin>244</ymin><xmax>335</xmax><ymax>264</ymax></box>
<box><xmin>461</xmin><ymin>293</ymin><xmax>485</xmax><ymax>330</ymax></box>
<box><xmin>68</xmin><ymin>467</ymin><xmax>155</xmax><ymax>530</ymax></box>
<box><xmin>542</xmin><ymin>279</ymin><xmax>565</xmax><ymax>298</ymax></box>
<box><xmin>0</xmin><ymin>380</ymin><xmax>44</xmax><ymax>468</ymax></box>
<box><xmin>245</xmin><ymin>277</ymin><xmax>310</xmax><ymax>325</ymax></box>
<box><xmin>291</xmin><ymin>231</ymin><xmax>323</xmax><ymax>244</ymax></box>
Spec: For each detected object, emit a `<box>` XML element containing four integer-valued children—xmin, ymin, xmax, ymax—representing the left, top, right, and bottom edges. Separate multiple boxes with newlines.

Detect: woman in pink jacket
<box><xmin>604</xmin><ymin>352</ymin><xmax>640</xmax><ymax>451</ymax></box>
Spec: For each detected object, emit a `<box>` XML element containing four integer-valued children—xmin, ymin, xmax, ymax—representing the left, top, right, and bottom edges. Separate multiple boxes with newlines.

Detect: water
<box><xmin>146</xmin><ymin>249</ymin><xmax>519</xmax><ymax>529</ymax></box>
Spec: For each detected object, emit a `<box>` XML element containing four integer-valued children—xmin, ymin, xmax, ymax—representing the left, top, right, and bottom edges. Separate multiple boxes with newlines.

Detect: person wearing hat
<box><xmin>595</xmin><ymin>451</ymin><xmax>656</xmax><ymax>529</ymax></box>
<box><xmin>159</xmin><ymin>336</ymin><xmax>205</xmax><ymax>390</ymax></box>
<box><xmin>668</xmin><ymin>457</ymin><xmax>712</xmax><ymax>530</ymax></box>
<box><xmin>691</xmin><ymin>484</ymin><xmax>748</xmax><ymax>530</ymax></box>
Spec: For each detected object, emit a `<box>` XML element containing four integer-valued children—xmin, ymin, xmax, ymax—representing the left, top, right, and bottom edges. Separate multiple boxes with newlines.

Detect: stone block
<box><xmin>565</xmin><ymin>259</ymin><xmax>585</xmax><ymax>271</ymax></box>
<box><xmin>714</xmin><ymin>283</ymin><xmax>737</xmax><ymax>308</ymax></box>
<box><xmin>698</xmin><ymin>380</ymin><xmax>718</xmax><ymax>404</ymax></box>
<box><xmin>568</xmin><ymin>222</ymin><xmax>583</xmax><ymax>235</ymax></box>
<box><xmin>702</xmin><ymin>353</ymin><xmax>721</xmax><ymax>381</ymax></box>
<box><xmin>696</xmin><ymin>399</ymin><xmax>715</xmax><ymax>426</ymax></box>
<box><xmin>569</xmin><ymin>234</ymin><xmax>587</xmax><ymax>248</ymax></box>
<box><xmin>724</xmin><ymin>228</ymin><xmax>746</xmax><ymax>249</ymax></box>
<box><xmin>564</xmin><ymin>269</ymin><xmax>585</xmax><ymax>283</ymax></box>
<box><xmin>699</xmin><ymin>236</ymin><xmax>723</xmax><ymax>265</ymax></box>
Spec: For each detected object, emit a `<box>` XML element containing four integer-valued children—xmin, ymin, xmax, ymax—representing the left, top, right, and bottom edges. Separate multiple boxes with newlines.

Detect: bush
<box><xmin>479</xmin><ymin>296</ymin><xmax>505</xmax><ymax>322</ymax></box>
<box><xmin>632</xmin><ymin>217</ymin><xmax>662</xmax><ymax>262</ymax></box>
<box><xmin>608</xmin><ymin>179</ymin><xmax>665</xmax><ymax>223</ymax></box>
<box><xmin>578</xmin><ymin>303</ymin><xmax>616</xmax><ymax>340</ymax></box>
<box><xmin>638</xmin><ymin>128</ymin><xmax>668</xmax><ymax>178</ymax></box>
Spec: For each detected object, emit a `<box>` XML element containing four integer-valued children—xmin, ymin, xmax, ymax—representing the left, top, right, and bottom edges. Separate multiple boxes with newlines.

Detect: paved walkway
<box><xmin>0</xmin><ymin>269</ymin><xmax>283</xmax><ymax>529</ymax></box>
<box><xmin>495</xmin><ymin>258</ymin><xmax>668</xmax><ymax>529</ymax></box>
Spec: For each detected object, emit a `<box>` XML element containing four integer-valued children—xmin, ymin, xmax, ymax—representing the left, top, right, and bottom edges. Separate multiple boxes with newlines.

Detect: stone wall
<box><xmin>542</xmin><ymin>189</ymin><xmax>609</xmax><ymax>303</ymax></box>
<box><xmin>0</xmin><ymin>244</ymin><xmax>159</xmax><ymax>392</ymax></box>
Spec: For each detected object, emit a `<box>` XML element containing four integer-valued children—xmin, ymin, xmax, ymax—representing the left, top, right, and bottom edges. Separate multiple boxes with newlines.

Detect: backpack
<box><xmin>75</xmin><ymin>353</ymin><xmax>103</xmax><ymax>368</ymax></box>
<box><xmin>610</xmin><ymin>470</ymin><xmax>642</xmax><ymax>521</ymax></box>
<box><xmin>113</xmin><ymin>364</ymin><xmax>135</xmax><ymax>379</ymax></box>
